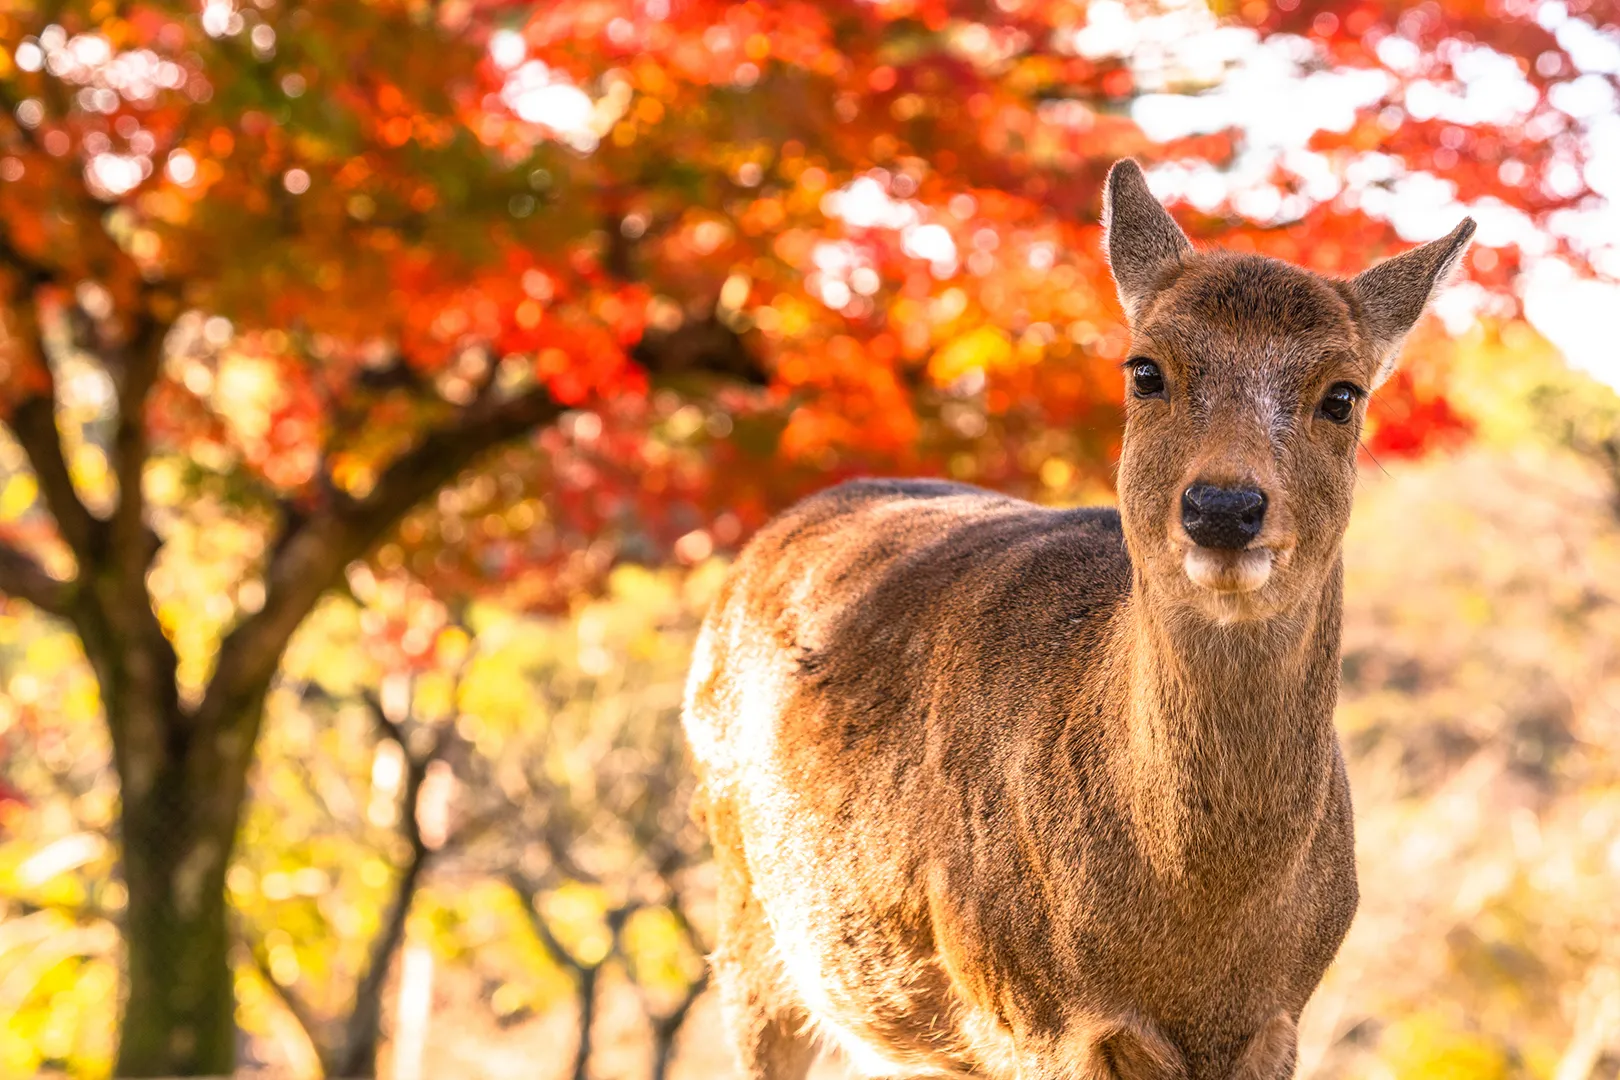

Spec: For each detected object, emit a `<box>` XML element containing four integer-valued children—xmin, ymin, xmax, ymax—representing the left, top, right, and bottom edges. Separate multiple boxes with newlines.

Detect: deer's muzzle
<box><xmin>1180</xmin><ymin>483</ymin><xmax>1267</xmax><ymax>550</ymax></box>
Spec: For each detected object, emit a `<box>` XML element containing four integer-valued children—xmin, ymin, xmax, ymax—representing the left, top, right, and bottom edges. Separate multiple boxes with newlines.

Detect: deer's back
<box><xmin>685</xmin><ymin>478</ymin><xmax>1130</xmax><ymax>789</ymax></box>
<box><xmin>683</xmin><ymin>479</ymin><xmax>1144</xmax><ymax>1070</ymax></box>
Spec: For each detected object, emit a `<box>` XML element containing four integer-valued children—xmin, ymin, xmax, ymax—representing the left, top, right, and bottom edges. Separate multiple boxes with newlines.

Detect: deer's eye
<box><xmin>1130</xmin><ymin>359</ymin><xmax>1166</xmax><ymax>400</ymax></box>
<box><xmin>1318</xmin><ymin>382</ymin><xmax>1362</xmax><ymax>424</ymax></box>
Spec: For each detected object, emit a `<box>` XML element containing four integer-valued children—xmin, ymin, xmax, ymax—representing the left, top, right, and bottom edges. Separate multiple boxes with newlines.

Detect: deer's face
<box><xmin>1101</xmin><ymin>160</ymin><xmax>1473</xmax><ymax>623</ymax></box>
<box><xmin>1117</xmin><ymin>255</ymin><xmax>1369</xmax><ymax>621</ymax></box>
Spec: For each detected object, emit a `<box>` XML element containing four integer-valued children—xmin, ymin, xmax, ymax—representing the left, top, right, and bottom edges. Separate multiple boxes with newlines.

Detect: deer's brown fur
<box><xmin>683</xmin><ymin>160</ymin><xmax>1474</xmax><ymax>1079</ymax></box>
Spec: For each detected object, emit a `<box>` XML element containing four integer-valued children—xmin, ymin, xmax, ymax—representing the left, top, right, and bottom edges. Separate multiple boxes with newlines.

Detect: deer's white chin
<box><xmin>1183</xmin><ymin>546</ymin><xmax>1273</xmax><ymax>594</ymax></box>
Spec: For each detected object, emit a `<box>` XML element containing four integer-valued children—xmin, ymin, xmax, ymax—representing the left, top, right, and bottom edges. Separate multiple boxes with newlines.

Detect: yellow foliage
<box><xmin>0</xmin><ymin>474</ymin><xmax>37</xmax><ymax>521</ymax></box>
<box><xmin>928</xmin><ymin>325</ymin><xmax>1014</xmax><ymax>384</ymax></box>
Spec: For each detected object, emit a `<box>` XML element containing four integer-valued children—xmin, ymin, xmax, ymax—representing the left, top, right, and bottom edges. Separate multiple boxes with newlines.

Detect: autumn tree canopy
<box><xmin>1</xmin><ymin>0</ymin><xmax>1616</xmax><ymax>1074</ymax></box>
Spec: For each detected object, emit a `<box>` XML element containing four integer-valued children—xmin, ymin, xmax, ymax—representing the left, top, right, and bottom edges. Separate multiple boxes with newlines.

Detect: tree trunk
<box><xmin>329</xmin><ymin>826</ymin><xmax>430</xmax><ymax>1078</ymax></box>
<box><xmin>113</xmin><ymin>739</ymin><xmax>243</xmax><ymax>1077</ymax></box>
<box><xmin>651</xmin><ymin>1027</ymin><xmax>677</xmax><ymax>1080</ymax></box>
<box><xmin>105</xmin><ymin>676</ymin><xmax>264</xmax><ymax>1078</ymax></box>
<box><xmin>648</xmin><ymin>975</ymin><xmax>706</xmax><ymax>1080</ymax></box>
<box><xmin>572</xmin><ymin>965</ymin><xmax>599</xmax><ymax>1080</ymax></box>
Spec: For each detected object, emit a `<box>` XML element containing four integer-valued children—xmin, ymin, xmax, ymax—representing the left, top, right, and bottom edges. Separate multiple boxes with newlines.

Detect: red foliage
<box><xmin>1365</xmin><ymin>370</ymin><xmax>1476</xmax><ymax>458</ymax></box>
<box><xmin>0</xmin><ymin>0</ymin><xmax>1604</xmax><ymax>604</ymax></box>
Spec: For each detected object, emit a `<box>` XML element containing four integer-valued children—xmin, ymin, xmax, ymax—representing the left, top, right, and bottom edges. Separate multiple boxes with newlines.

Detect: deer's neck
<box><xmin>1111</xmin><ymin>560</ymin><xmax>1344</xmax><ymax>887</ymax></box>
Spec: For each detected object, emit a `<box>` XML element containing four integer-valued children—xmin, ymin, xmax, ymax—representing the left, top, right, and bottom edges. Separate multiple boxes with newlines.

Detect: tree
<box><xmin>240</xmin><ymin>673</ymin><xmax>464</xmax><ymax>1080</ymax></box>
<box><xmin>485</xmin><ymin>659</ymin><xmax>709</xmax><ymax>1080</ymax></box>
<box><xmin>231</xmin><ymin>566</ymin><xmax>713</xmax><ymax>1080</ymax></box>
<box><xmin>0</xmin><ymin>0</ymin><xmax>1613</xmax><ymax>1074</ymax></box>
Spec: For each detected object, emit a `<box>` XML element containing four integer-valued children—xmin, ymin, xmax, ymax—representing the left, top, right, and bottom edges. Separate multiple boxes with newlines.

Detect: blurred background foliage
<box><xmin>2</xmin><ymin>0</ymin><xmax>1620</xmax><ymax>1076</ymax></box>
<box><xmin>1</xmin><ymin>562</ymin><xmax>720</xmax><ymax>1078</ymax></box>
<box><xmin>6</xmin><ymin>348</ymin><xmax>1620</xmax><ymax>1080</ymax></box>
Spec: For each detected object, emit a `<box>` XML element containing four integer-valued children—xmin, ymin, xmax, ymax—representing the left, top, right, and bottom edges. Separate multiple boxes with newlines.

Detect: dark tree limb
<box><xmin>630</xmin><ymin>315</ymin><xmax>765</xmax><ymax>387</ymax></box>
<box><xmin>0</xmin><ymin>82</ymin><xmax>175</xmax><ymax>605</ymax></box>
<box><xmin>6</xmin><ymin>393</ymin><xmax>83</xmax><ymax>562</ymax></box>
<box><xmin>200</xmin><ymin>302</ymin><xmax>768</xmax><ymax>739</ymax></box>
<box><xmin>649</xmin><ymin>966</ymin><xmax>709</xmax><ymax>1080</ymax></box>
<box><xmin>0</xmin><ymin>240</ymin><xmax>179</xmax><ymax>760</ymax></box>
<box><xmin>0</xmin><ymin>540</ymin><xmax>72</xmax><ymax>615</ymax></box>
<box><xmin>632</xmin><ymin>883</ymin><xmax>710</xmax><ymax>1080</ymax></box>
<box><xmin>105</xmin><ymin>304</ymin><xmax>173</xmax><ymax>592</ymax></box>
<box><xmin>0</xmin><ymin>301</ymin><xmax>102</xmax><ymax>572</ymax></box>
<box><xmin>244</xmin><ymin>939</ymin><xmax>330</xmax><ymax>1068</ymax></box>
<box><xmin>505</xmin><ymin>732</ymin><xmax>604</xmax><ymax>888</ymax></box>
<box><xmin>240</xmin><ymin>688</ymin><xmax>458</xmax><ymax>1079</ymax></box>
<box><xmin>506</xmin><ymin>873</ymin><xmax>636</xmax><ymax>1080</ymax></box>
<box><xmin>197</xmin><ymin>384</ymin><xmax>566</xmax><ymax>738</ymax></box>
<box><xmin>326</xmin><ymin>693</ymin><xmax>444</xmax><ymax>1080</ymax></box>
<box><xmin>359</xmin><ymin>687</ymin><xmax>411</xmax><ymax>755</ymax></box>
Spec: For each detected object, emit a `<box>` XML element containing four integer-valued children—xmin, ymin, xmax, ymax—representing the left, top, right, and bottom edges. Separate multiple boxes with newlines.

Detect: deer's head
<box><xmin>1103</xmin><ymin>159</ymin><xmax>1474</xmax><ymax>623</ymax></box>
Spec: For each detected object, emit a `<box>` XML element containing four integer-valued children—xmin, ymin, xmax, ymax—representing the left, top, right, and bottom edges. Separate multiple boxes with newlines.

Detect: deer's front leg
<box><xmin>1008</xmin><ymin>1015</ymin><xmax>1185</xmax><ymax>1080</ymax></box>
<box><xmin>1228</xmin><ymin>1013</ymin><xmax>1298</xmax><ymax>1080</ymax></box>
<box><xmin>1031</xmin><ymin>1011</ymin><xmax>1296</xmax><ymax>1080</ymax></box>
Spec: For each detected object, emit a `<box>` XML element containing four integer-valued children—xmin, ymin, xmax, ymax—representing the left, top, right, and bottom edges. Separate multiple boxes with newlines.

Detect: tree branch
<box><xmin>195</xmin><ymin>312</ymin><xmax>769</xmax><ymax>737</ymax></box>
<box><xmin>0</xmin><ymin>244</ymin><xmax>178</xmax><ymax>734</ymax></box>
<box><xmin>649</xmin><ymin>966</ymin><xmax>709</xmax><ymax>1080</ymax></box>
<box><xmin>339</xmin><ymin>383</ymin><xmax>566</xmax><ymax>555</ymax></box>
<box><xmin>330</xmin><ymin>713</ymin><xmax>438</xmax><ymax>1080</ymax></box>
<box><xmin>623</xmin><ymin>869</ymin><xmax>710</xmax><ymax>1080</ymax></box>
<box><xmin>2</xmin><ymin>83</ymin><xmax>175</xmax><ymax>598</ymax></box>
<box><xmin>0</xmin><ymin>268</ymin><xmax>103</xmax><ymax>572</ymax></box>
<box><xmin>358</xmin><ymin>687</ymin><xmax>410</xmax><ymax>758</ymax></box>
<box><xmin>241</xmin><ymin>938</ymin><xmax>331</xmax><ymax>1072</ymax></box>
<box><xmin>9</xmin><ymin>395</ymin><xmax>100</xmax><ymax>564</ymax></box>
<box><xmin>197</xmin><ymin>385</ymin><xmax>565</xmax><ymax>732</ymax></box>
<box><xmin>0</xmin><ymin>540</ymin><xmax>71</xmax><ymax>615</ymax></box>
<box><xmin>0</xmin><ymin>228</ymin><xmax>55</xmax><ymax>291</ymax></box>
<box><xmin>505</xmin><ymin>875</ymin><xmax>635</xmax><ymax>1080</ymax></box>
<box><xmin>505</xmin><ymin>871</ymin><xmax>590</xmax><ymax>977</ymax></box>
<box><xmin>106</xmin><ymin>305</ymin><xmax>172</xmax><ymax>589</ymax></box>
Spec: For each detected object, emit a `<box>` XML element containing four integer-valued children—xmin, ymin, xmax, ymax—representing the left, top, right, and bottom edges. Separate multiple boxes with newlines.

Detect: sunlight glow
<box><xmin>392</xmin><ymin>943</ymin><xmax>435</xmax><ymax>1080</ymax></box>
<box><xmin>823</xmin><ymin>176</ymin><xmax>918</xmax><ymax>230</ymax></box>
<box><xmin>86</xmin><ymin>153</ymin><xmax>146</xmax><ymax>197</ymax></box>
<box><xmin>201</xmin><ymin>0</ymin><xmax>242</xmax><ymax>38</ymax></box>
<box><xmin>17</xmin><ymin>833</ymin><xmax>106</xmax><ymax>887</ymax></box>
<box><xmin>1524</xmin><ymin>260</ymin><xmax>1620</xmax><ymax>389</ymax></box>
<box><xmin>166</xmin><ymin>150</ymin><xmax>197</xmax><ymax>185</ymax></box>
<box><xmin>500</xmin><ymin>60</ymin><xmax>604</xmax><ymax>151</ymax></box>
<box><xmin>489</xmin><ymin>28</ymin><xmax>526</xmax><ymax>70</ymax></box>
<box><xmin>902</xmin><ymin>223</ymin><xmax>957</xmax><ymax>267</ymax></box>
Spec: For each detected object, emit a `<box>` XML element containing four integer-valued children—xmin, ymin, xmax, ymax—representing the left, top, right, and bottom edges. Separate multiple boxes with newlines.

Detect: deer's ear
<box><xmin>1103</xmin><ymin>159</ymin><xmax>1192</xmax><ymax>323</ymax></box>
<box><xmin>1347</xmin><ymin>218</ymin><xmax>1476</xmax><ymax>389</ymax></box>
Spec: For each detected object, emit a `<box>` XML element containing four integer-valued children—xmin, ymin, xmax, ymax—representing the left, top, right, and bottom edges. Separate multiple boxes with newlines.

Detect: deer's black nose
<box><xmin>1181</xmin><ymin>483</ymin><xmax>1267</xmax><ymax>550</ymax></box>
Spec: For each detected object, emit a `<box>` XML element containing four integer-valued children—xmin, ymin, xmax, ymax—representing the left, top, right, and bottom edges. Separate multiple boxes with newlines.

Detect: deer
<box><xmin>682</xmin><ymin>158</ymin><xmax>1475</xmax><ymax>1080</ymax></box>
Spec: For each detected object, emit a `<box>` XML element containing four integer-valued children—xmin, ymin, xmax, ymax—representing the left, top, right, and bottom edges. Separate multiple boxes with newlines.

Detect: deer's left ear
<box><xmin>1347</xmin><ymin>218</ymin><xmax>1476</xmax><ymax>389</ymax></box>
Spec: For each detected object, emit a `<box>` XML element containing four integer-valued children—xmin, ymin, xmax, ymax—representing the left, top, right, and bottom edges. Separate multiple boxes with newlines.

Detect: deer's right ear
<box><xmin>1103</xmin><ymin>159</ymin><xmax>1192</xmax><ymax>323</ymax></box>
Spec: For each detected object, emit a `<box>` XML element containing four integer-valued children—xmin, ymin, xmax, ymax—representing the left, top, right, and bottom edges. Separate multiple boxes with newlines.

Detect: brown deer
<box><xmin>682</xmin><ymin>159</ymin><xmax>1474</xmax><ymax>1080</ymax></box>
